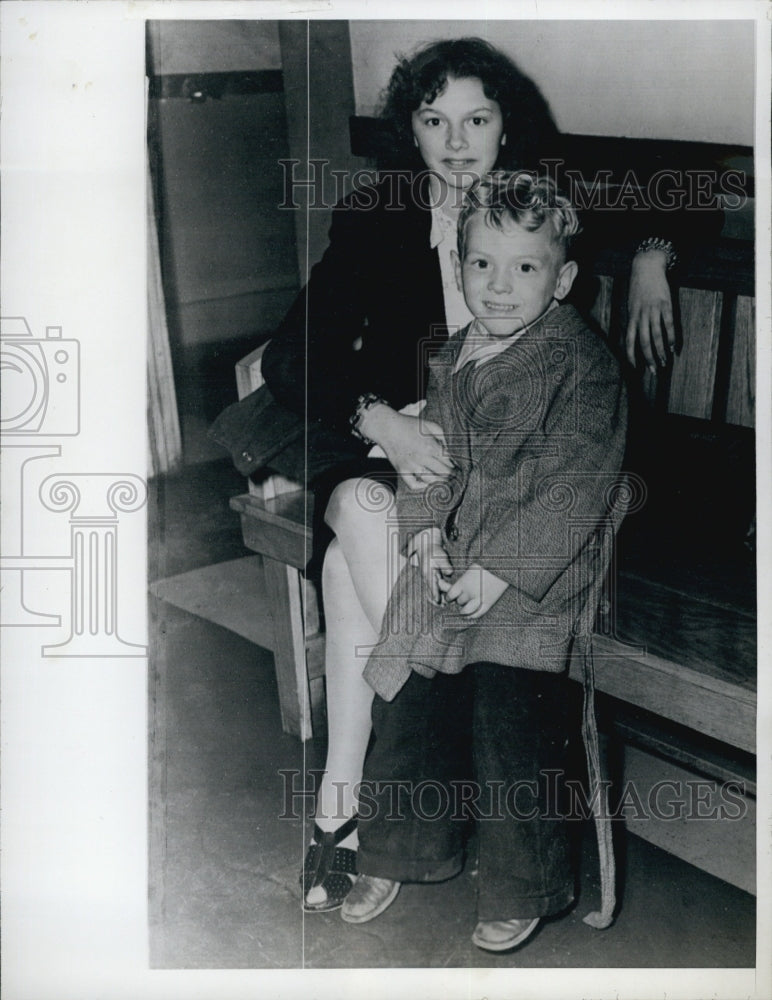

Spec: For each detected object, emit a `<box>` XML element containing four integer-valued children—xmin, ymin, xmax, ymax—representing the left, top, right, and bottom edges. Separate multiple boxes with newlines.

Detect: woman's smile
<box><xmin>411</xmin><ymin>76</ymin><xmax>504</xmax><ymax>194</ymax></box>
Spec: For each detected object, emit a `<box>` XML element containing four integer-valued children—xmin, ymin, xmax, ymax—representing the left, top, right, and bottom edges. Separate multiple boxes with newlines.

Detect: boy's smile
<box><xmin>454</xmin><ymin>214</ymin><xmax>577</xmax><ymax>338</ymax></box>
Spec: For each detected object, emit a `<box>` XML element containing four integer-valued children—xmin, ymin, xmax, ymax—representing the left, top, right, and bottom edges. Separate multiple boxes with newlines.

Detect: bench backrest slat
<box><xmin>727</xmin><ymin>295</ymin><xmax>756</xmax><ymax>428</ymax></box>
<box><xmin>669</xmin><ymin>288</ymin><xmax>724</xmax><ymax>421</ymax></box>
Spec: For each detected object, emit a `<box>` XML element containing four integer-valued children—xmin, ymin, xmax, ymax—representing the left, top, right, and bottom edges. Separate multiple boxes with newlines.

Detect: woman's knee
<box><xmin>324</xmin><ymin>479</ymin><xmax>359</xmax><ymax>531</ymax></box>
<box><xmin>324</xmin><ymin>477</ymin><xmax>393</xmax><ymax>535</ymax></box>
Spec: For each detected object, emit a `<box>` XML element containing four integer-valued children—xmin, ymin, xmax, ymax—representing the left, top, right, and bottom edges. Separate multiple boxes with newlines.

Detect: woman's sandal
<box><xmin>300</xmin><ymin>814</ymin><xmax>358</xmax><ymax>912</ymax></box>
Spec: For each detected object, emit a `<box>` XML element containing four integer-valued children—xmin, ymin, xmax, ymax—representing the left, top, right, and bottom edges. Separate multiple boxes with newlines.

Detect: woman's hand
<box><xmin>625</xmin><ymin>249</ymin><xmax>675</xmax><ymax>372</ymax></box>
<box><xmin>360</xmin><ymin>404</ymin><xmax>455</xmax><ymax>490</ymax></box>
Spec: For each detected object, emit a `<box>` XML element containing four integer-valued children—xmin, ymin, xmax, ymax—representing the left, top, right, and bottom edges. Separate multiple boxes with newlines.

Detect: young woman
<box><xmin>261</xmin><ymin>37</ymin><xmax>697</xmax><ymax>912</ymax></box>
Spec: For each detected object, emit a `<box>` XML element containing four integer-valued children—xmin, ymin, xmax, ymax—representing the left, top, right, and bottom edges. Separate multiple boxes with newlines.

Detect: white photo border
<box><xmin>1</xmin><ymin>2</ymin><xmax>769</xmax><ymax>998</ymax></box>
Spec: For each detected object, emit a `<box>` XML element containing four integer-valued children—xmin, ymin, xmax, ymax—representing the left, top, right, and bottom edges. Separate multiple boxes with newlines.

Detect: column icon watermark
<box><xmin>1</xmin><ymin>316</ymin><xmax>147</xmax><ymax>656</ymax></box>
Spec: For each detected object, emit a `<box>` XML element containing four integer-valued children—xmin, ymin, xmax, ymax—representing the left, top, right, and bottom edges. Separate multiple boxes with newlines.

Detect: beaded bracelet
<box><xmin>349</xmin><ymin>392</ymin><xmax>389</xmax><ymax>445</ymax></box>
<box><xmin>635</xmin><ymin>236</ymin><xmax>678</xmax><ymax>271</ymax></box>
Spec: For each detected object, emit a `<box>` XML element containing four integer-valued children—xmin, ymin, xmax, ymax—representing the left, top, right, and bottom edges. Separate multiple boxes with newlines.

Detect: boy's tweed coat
<box><xmin>363</xmin><ymin>303</ymin><xmax>628</xmax><ymax>701</ymax></box>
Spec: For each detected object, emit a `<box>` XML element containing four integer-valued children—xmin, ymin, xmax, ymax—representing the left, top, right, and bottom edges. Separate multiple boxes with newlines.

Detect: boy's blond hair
<box><xmin>457</xmin><ymin>171</ymin><xmax>581</xmax><ymax>260</ymax></box>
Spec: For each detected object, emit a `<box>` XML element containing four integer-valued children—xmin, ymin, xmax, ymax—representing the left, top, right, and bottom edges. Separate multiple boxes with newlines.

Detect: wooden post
<box><xmin>147</xmin><ymin>152</ymin><xmax>183</xmax><ymax>477</ymax></box>
<box><xmin>261</xmin><ymin>556</ymin><xmax>313</xmax><ymax>740</ymax></box>
<box><xmin>278</xmin><ymin>21</ymin><xmax>359</xmax><ymax>282</ymax></box>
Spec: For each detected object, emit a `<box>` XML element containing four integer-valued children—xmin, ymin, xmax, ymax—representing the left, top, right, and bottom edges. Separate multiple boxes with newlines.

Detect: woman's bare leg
<box><xmin>312</xmin><ymin>538</ymin><xmax>377</xmax><ymax>835</ymax></box>
<box><xmin>305</xmin><ymin>479</ymin><xmax>402</xmax><ymax>905</ymax></box>
<box><xmin>324</xmin><ymin>476</ymin><xmax>401</xmax><ymax>629</ymax></box>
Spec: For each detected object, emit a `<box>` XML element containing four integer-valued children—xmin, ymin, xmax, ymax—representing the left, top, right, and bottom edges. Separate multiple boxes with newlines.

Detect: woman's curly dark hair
<box><xmin>378</xmin><ymin>37</ymin><xmax>559</xmax><ymax>171</ymax></box>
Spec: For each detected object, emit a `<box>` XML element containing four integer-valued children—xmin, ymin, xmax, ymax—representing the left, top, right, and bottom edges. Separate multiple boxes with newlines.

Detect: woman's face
<box><xmin>411</xmin><ymin>76</ymin><xmax>505</xmax><ymax>195</ymax></box>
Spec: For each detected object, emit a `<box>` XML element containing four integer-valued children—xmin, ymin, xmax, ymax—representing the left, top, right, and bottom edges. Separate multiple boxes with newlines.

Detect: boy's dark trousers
<box><xmin>357</xmin><ymin>662</ymin><xmax>577</xmax><ymax>921</ymax></box>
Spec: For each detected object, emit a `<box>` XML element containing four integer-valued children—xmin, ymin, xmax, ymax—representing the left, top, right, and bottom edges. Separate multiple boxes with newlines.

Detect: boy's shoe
<box><xmin>471</xmin><ymin>917</ymin><xmax>540</xmax><ymax>952</ymax></box>
<box><xmin>340</xmin><ymin>875</ymin><xmax>400</xmax><ymax>923</ymax></box>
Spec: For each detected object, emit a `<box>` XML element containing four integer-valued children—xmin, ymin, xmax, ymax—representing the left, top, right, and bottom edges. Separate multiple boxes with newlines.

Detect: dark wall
<box><xmin>147</xmin><ymin>20</ymin><xmax>357</xmax><ymax>461</ymax></box>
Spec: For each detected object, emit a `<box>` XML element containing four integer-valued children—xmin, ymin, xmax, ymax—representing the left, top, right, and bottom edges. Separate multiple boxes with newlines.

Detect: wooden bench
<box><xmin>580</xmin><ymin>240</ymin><xmax>756</xmax><ymax>758</ymax></box>
<box><xmin>230</xmin><ymin>236</ymin><xmax>755</xmax><ymax>755</ymax></box>
<box><xmin>229</xmin><ymin>346</ymin><xmax>325</xmax><ymax>741</ymax></box>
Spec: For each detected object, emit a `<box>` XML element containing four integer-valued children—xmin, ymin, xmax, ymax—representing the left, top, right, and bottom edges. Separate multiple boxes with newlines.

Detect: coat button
<box><xmin>242</xmin><ymin>451</ymin><xmax>253</xmax><ymax>462</ymax></box>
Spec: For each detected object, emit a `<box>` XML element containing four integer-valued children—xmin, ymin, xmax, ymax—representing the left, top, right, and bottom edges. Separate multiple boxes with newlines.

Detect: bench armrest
<box><xmin>236</xmin><ymin>342</ymin><xmax>269</xmax><ymax>399</ymax></box>
<box><xmin>235</xmin><ymin>341</ymin><xmax>301</xmax><ymax>501</ymax></box>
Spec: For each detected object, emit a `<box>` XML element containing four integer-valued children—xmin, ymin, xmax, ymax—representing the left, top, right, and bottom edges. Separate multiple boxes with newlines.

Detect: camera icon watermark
<box><xmin>1</xmin><ymin>317</ymin><xmax>80</xmax><ymax>436</ymax></box>
<box><xmin>1</xmin><ymin>316</ymin><xmax>146</xmax><ymax>656</ymax></box>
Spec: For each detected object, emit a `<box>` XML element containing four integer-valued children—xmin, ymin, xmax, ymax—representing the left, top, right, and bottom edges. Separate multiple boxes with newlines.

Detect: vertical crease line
<box><xmin>302</xmin><ymin>17</ymin><xmax>311</xmax><ymax>969</ymax></box>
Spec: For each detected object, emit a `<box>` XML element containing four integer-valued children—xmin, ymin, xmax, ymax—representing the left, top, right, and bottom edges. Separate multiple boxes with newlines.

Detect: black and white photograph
<box><xmin>1</xmin><ymin>4</ymin><xmax>770</xmax><ymax>999</ymax></box>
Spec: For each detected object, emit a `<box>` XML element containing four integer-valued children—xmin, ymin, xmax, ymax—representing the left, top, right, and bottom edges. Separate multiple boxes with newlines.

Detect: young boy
<box><xmin>341</xmin><ymin>172</ymin><xmax>629</xmax><ymax>951</ymax></box>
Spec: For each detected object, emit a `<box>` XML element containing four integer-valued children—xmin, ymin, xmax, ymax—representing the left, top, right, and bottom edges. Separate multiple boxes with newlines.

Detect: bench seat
<box><xmin>231</xmin><ymin>486</ymin><xmax>757</xmax><ymax>755</ymax></box>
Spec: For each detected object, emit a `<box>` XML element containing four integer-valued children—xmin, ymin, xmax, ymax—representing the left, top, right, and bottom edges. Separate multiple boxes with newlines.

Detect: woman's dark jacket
<box><xmin>261</xmin><ymin>174</ymin><xmax>451</xmax><ymax>437</ymax></box>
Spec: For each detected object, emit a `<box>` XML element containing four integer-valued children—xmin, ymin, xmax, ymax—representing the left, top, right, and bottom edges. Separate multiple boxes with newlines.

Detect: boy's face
<box><xmin>454</xmin><ymin>213</ymin><xmax>578</xmax><ymax>338</ymax></box>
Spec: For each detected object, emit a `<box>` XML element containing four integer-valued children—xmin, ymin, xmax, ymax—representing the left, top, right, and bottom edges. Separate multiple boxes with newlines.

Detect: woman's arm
<box><xmin>261</xmin><ymin>192</ymin><xmax>376</xmax><ymax>430</ymax></box>
<box><xmin>357</xmin><ymin>403</ymin><xmax>454</xmax><ymax>485</ymax></box>
<box><xmin>564</xmin><ymin>163</ymin><xmax>724</xmax><ymax>370</ymax></box>
<box><xmin>626</xmin><ymin>197</ymin><xmax>723</xmax><ymax>369</ymax></box>
<box><xmin>626</xmin><ymin>246</ymin><xmax>675</xmax><ymax>371</ymax></box>
<box><xmin>262</xmin><ymin>178</ymin><xmax>455</xmax><ymax>480</ymax></box>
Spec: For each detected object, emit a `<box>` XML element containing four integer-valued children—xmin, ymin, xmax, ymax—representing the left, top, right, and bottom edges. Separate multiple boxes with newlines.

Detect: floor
<box><xmin>148</xmin><ymin>459</ymin><xmax>756</xmax><ymax>970</ymax></box>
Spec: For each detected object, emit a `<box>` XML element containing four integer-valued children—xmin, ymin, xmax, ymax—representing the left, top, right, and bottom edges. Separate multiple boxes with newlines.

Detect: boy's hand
<box><xmin>410</xmin><ymin>527</ymin><xmax>453</xmax><ymax>604</ymax></box>
<box><xmin>441</xmin><ymin>563</ymin><xmax>508</xmax><ymax>619</ymax></box>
